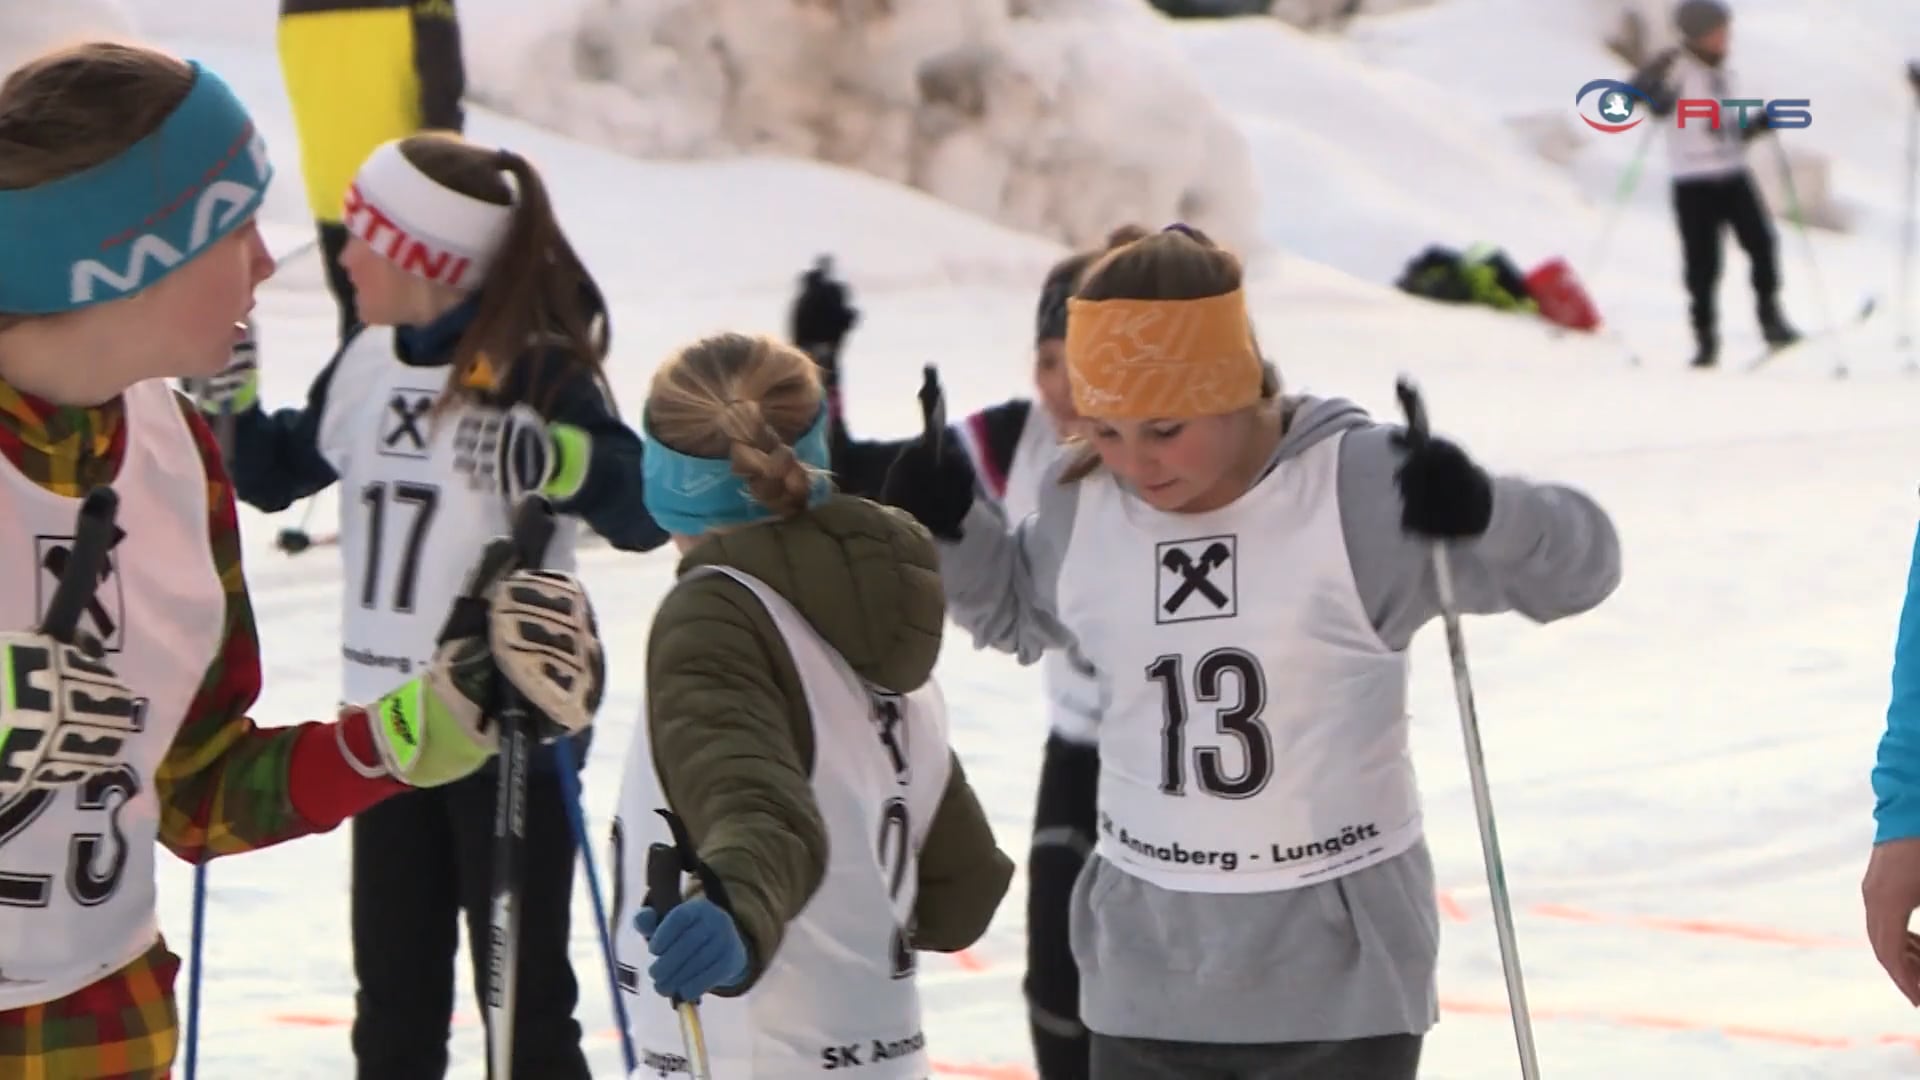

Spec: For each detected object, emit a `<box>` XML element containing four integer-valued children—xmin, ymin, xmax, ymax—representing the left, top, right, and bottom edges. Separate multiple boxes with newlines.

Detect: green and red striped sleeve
<box><xmin>154</xmin><ymin>393</ymin><xmax>404</xmax><ymax>863</ymax></box>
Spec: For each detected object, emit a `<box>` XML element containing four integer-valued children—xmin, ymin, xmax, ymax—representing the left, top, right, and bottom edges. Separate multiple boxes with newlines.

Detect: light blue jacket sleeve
<box><xmin>1874</xmin><ymin>521</ymin><xmax>1920</xmax><ymax>843</ymax></box>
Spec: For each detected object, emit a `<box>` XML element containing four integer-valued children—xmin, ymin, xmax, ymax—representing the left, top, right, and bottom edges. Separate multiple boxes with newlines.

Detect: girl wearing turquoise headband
<box><xmin>0</xmin><ymin>41</ymin><xmax>609</xmax><ymax>1077</ymax></box>
<box><xmin>610</xmin><ymin>330</ymin><xmax>1013</xmax><ymax>1076</ymax></box>
<box><xmin>792</xmin><ymin>226</ymin><xmax>1146</xmax><ymax>1080</ymax></box>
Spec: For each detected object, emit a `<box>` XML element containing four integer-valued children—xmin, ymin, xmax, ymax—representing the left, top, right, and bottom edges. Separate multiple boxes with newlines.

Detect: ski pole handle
<box><xmin>40</xmin><ymin>486</ymin><xmax>121</xmax><ymax>644</ymax></box>
<box><xmin>644</xmin><ymin>843</ymin><xmax>684</xmax><ymax>914</ymax></box>
<box><xmin>643</xmin><ymin>840</ymin><xmax>687</xmax><ymax>1001</ymax></box>
<box><xmin>918</xmin><ymin>364</ymin><xmax>946</xmax><ymax>461</ymax></box>
<box><xmin>484</xmin><ymin>494</ymin><xmax>557</xmax><ymax>1080</ymax></box>
<box><xmin>1394</xmin><ymin>376</ymin><xmax>1430</xmax><ymax>449</ymax></box>
<box><xmin>508</xmin><ymin>495</ymin><xmax>557</xmax><ymax>569</ymax></box>
<box><xmin>644</xmin><ymin>837</ymin><xmax>714</xmax><ymax>1079</ymax></box>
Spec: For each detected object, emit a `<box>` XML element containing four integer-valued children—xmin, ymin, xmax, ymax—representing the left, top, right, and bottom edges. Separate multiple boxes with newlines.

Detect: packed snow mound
<box><xmin>462</xmin><ymin>0</ymin><xmax>1263</xmax><ymax>255</ymax></box>
<box><xmin>0</xmin><ymin>0</ymin><xmax>137</xmax><ymax>76</ymax></box>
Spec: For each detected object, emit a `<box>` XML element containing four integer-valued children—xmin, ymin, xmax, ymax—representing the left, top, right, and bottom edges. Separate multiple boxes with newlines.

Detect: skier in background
<box><xmin>279</xmin><ymin>0</ymin><xmax>465</xmax><ymax>340</ymax></box>
<box><xmin>1629</xmin><ymin>0</ymin><xmax>1800</xmax><ymax>368</ymax></box>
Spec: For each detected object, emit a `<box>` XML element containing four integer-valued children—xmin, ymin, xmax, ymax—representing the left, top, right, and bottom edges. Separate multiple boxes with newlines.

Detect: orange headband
<box><xmin>1064</xmin><ymin>290</ymin><xmax>1263</xmax><ymax>419</ymax></box>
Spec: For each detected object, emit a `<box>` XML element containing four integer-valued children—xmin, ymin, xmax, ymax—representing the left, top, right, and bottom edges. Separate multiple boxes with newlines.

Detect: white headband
<box><xmin>343</xmin><ymin>139</ymin><xmax>514</xmax><ymax>288</ymax></box>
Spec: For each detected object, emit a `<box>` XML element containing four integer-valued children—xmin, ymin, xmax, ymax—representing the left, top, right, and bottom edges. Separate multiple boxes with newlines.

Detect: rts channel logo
<box><xmin>1573</xmin><ymin>77</ymin><xmax>1812</xmax><ymax>134</ymax></box>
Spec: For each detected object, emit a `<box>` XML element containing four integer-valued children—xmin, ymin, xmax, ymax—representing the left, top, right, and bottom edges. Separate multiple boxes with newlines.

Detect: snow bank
<box><xmin>461</xmin><ymin>0</ymin><xmax>1263</xmax><ymax>255</ymax></box>
<box><xmin>1167</xmin><ymin>15</ymin><xmax>1601</xmax><ymax>281</ymax></box>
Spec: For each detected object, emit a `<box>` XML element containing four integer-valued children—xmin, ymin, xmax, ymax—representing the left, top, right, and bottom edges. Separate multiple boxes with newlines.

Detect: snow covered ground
<box><xmin>11</xmin><ymin>0</ymin><xmax>1920</xmax><ymax>1074</ymax></box>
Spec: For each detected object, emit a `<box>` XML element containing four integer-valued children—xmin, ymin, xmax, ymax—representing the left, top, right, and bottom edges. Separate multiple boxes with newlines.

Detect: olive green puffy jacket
<box><xmin>646</xmin><ymin>494</ymin><xmax>1013</xmax><ymax>992</ymax></box>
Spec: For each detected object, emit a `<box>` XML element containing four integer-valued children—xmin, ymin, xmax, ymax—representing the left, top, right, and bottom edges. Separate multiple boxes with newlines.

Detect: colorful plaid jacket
<box><xmin>0</xmin><ymin>378</ymin><xmax>403</xmax><ymax>1077</ymax></box>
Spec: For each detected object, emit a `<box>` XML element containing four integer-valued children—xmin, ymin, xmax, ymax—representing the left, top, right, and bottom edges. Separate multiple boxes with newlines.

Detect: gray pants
<box><xmin>1089</xmin><ymin>1032</ymin><xmax>1422</xmax><ymax>1080</ymax></box>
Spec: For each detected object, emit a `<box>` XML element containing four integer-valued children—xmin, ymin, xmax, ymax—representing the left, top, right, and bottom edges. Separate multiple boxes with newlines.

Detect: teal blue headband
<box><xmin>643</xmin><ymin>403</ymin><xmax>834</xmax><ymax>535</ymax></box>
<box><xmin>0</xmin><ymin>60</ymin><xmax>270</xmax><ymax>315</ymax></box>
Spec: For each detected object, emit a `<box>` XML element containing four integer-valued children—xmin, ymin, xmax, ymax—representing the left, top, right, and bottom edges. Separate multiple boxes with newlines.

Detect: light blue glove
<box><xmin>635</xmin><ymin>897</ymin><xmax>748</xmax><ymax>1002</ymax></box>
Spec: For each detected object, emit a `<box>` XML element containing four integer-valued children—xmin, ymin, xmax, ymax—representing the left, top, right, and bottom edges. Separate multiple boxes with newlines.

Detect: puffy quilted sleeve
<box><xmin>645</xmin><ymin>573</ymin><xmax>829</xmax><ymax>993</ymax></box>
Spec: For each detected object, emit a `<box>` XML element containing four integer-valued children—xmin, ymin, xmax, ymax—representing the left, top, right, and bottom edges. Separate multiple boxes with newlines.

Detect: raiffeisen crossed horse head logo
<box><xmin>1574</xmin><ymin>78</ymin><xmax>1652</xmax><ymax>133</ymax></box>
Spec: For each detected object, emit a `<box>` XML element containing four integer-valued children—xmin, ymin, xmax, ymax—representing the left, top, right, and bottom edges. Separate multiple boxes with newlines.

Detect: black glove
<box><xmin>1392</xmin><ymin>431</ymin><xmax>1492</xmax><ymax>539</ymax></box>
<box><xmin>1908</xmin><ymin>59</ymin><xmax>1920</xmax><ymax>99</ymax></box>
<box><xmin>790</xmin><ymin>256</ymin><xmax>859</xmax><ymax>371</ymax></box>
<box><xmin>880</xmin><ymin>366</ymin><xmax>975</xmax><ymax>541</ymax></box>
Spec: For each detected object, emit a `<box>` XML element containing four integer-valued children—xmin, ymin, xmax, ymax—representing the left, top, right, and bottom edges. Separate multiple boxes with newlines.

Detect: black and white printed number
<box><xmin>870</xmin><ymin>689</ymin><xmax>916</xmax><ymax>979</ymax></box>
<box><xmin>358</xmin><ymin>481</ymin><xmax>441</xmax><ymax>612</ymax></box>
<box><xmin>0</xmin><ymin>765</ymin><xmax>140</xmax><ymax>908</ymax></box>
<box><xmin>876</xmin><ymin>796</ymin><xmax>915</xmax><ymax>979</ymax></box>
<box><xmin>1146</xmin><ymin>648</ymin><xmax>1273</xmax><ymax>799</ymax></box>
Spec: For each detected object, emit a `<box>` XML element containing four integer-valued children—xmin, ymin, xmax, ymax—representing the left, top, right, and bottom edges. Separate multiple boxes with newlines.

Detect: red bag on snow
<box><xmin>1525</xmin><ymin>257</ymin><xmax>1601</xmax><ymax>331</ymax></box>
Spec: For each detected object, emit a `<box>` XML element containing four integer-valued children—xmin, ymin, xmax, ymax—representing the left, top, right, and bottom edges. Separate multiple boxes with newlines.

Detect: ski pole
<box><xmin>1587</xmin><ymin>123</ymin><xmax>1656</xmax><ymax>279</ymax></box>
<box><xmin>1767</xmin><ymin>137</ymin><xmax>1847</xmax><ymax>376</ymax></box>
<box><xmin>1574</xmin><ymin>125</ymin><xmax>1655</xmax><ymax>366</ymax></box>
<box><xmin>644</xmin><ymin>839</ymin><xmax>713</xmax><ymax>1080</ymax></box>
<box><xmin>1899</xmin><ymin>70</ymin><xmax>1919</xmax><ymax>371</ymax></box>
<box><xmin>182</xmin><ymin>855</ymin><xmax>209</xmax><ymax>1080</ymax></box>
<box><xmin>275</xmin><ymin>499</ymin><xmax>330</xmax><ymax>556</ymax></box>
<box><xmin>486</xmin><ymin>495</ymin><xmax>559</xmax><ymax>1080</ymax></box>
<box><xmin>39</xmin><ymin>487</ymin><xmax>120</xmax><ymax>644</ymax></box>
<box><xmin>185</xmin><ymin>399</ymin><xmax>242</xmax><ymax>1080</ymax></box>
<box><xmin>269</xmin><ymin>235</ymin><xmax>320</xmax><ymax>270</ymax></box>
<box><xmin>1395</xmin><ymin>377</ymin><xmax>1541</xmax><ymax>1080</ymax></box>
<box><xmin>551</xmin><ymin>739</ymin><xmax>637</xmax><ymax>1073</ymax></box>
<box><xmin>251</xmin><ymin>234</ymin><xmax>328</xmax><ymax>555</ymax></box>
<box><xmin>645</xmin><ymin>808</ymin><xmax>733</xmax><ymax>1080</ymax></box>
<box><xmin>917</xmin><ymin>364</ymin><xmax>946</xmax><ymax>461</ymax></box>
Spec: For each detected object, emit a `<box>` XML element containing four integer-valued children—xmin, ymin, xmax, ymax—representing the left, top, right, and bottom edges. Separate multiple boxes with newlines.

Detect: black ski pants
<box><xmin>1028</xmin><ymin>734</ymin><xmax>1100</xmax><ymax>1080</ymax></box>
<box><xmin>1672</xmin><ymin>169</ymin><xmax>1783</xmax><ymax>333</ymax></box>
<box><xmin>349</xmin><ymin>758</ymin><xmax>590</xmax><ymax>1080</ymax></box>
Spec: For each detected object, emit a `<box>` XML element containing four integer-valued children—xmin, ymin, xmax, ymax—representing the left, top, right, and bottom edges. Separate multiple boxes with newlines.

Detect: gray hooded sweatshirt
<box><xmin>936</xmin><ymin>394</ymin><xmax>1622</xmax><ymax>1045</ymax></box>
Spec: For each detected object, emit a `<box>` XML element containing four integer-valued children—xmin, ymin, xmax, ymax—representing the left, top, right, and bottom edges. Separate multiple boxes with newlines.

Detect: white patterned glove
<box><xmin>0</xmin><ymin>634</ymin><xmax>145</xmax><ymax>804</ymax></box>
<box><xmin>362</xmin><ymin>542</ymin><xmax>604</xmax><ymax>787</ymax></box>
<box><xmin>457</xmin><ymin>403</ymin><xmax>593</xmax><ymax>505</ymax></box>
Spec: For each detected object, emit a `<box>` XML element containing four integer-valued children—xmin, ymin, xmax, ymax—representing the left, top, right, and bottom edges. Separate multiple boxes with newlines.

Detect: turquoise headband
<box><xmin>0</xmin><ymin>61</ymin><xmax>270</xmax><ymax>315</ymax></box>
<box><xmin>643</xmin><ymin>403</ymin><xmax>834</xmax><ymax>535</ymax></box>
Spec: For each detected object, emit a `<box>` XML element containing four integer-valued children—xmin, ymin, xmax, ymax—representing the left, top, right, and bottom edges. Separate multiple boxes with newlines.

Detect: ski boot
<box><xmin>1759</xmin><ymin>299</ymin><xmax>1801</xmax><ymax>349</ymax></box>
<box><xmin>1689</xmin><ymin>322</ymin><xmax>1718</xmax><ymax>369</ymax></box>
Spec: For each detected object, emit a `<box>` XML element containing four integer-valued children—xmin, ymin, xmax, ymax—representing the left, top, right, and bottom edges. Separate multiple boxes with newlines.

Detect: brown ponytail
<box><xmin>394</xmin><ymin>133</ymin><xmax>610</xmax><ymax>413</ymax></box>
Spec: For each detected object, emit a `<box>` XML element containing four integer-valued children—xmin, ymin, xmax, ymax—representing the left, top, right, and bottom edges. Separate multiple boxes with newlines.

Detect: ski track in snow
<box><xmin>8</xmin><ymin>0</ymin><xmax>1911</xmax><ymax>1075</ymax></box>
